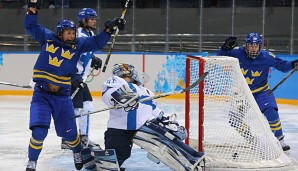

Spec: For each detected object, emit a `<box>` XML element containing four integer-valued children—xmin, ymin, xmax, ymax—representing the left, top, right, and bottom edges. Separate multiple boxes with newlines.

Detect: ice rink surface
<box><xmin>0</xmin><ymin>96</ymin><xmax>297</xmax><ymax>171</ymax></box>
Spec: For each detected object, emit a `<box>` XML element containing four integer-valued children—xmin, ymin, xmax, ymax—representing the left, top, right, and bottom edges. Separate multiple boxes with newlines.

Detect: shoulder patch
<box><xmin>269</xmin><ymin>52</ymin><xmax>276</xmax><ymax>58</ymax></box>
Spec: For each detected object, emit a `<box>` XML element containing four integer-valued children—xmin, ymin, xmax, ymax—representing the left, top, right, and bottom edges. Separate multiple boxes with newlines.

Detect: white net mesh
<box><xmin>186</xmin><ymin>56</ymin><xmax>295</xmax><ymax>170</ymax></box>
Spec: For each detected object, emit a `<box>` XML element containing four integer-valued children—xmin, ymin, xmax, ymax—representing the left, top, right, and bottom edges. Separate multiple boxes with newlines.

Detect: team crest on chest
<box><xmin>46</xmin><ymin>43</ymin><xmax>59</xmax><ymax>53</ymax></box>
<box><xmin>61</xmin><ymin>49</ymin><xmax>75</xmax><ymax>59</ymax></box>
<box><xmin>49</xmin><ymin>55</ymin><xmax>64</xmax><ymax>67</ymax></box>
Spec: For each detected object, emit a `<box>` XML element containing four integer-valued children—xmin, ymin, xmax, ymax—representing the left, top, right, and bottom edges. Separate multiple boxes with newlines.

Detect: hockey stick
<box><xmin>268</xmin><ymin>65</ymin><xmax>298</xmax><ymax>95</ymax></box>
<box><xmin>71</xmin><ymin>68</ymin><xmax>95</xmax><ymax>99</ymax></box>
<box><xmin>0</xmin><ymin>81</ymin><xmax>32</xmax><ymax>89</ymax></box>
<box><xmin>101</xmin><ymin>0</ymin><xmax>130</xmax><ymax>73</ymax></box>
<box><xmin>71</xmin><ymin>72</ymin><xmax>208</xmax><ymax>119</ymax></box>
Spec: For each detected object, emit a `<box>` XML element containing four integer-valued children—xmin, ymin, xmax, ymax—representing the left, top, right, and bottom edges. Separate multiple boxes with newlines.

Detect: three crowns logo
<box><xmin>241</xmin><ymin>68</ymin><xmax>248</xmax><ymax>75</ymax></box>
<box><xmin>46</xmin><ymin>43</ymin><xmax>59</xmax><ymax>54</ymax></box>
<box><xmin>61</xmin><ymin>49</ymin><xmax>75</xmax><ymax>59</ymax></box>
<box><xmin>245</xmin><ymin>77</ymin><xmax>254</xmax><ymax>85</ymax></box>
<box><xmin>251</xmin><ymin>70</ymin><xmax>262</xmax><ymax>77</ymax></box>
<box><xmin>49</xmin><ymin>55</ymin><xmax>63</xmax><ymax>67</ymax></box>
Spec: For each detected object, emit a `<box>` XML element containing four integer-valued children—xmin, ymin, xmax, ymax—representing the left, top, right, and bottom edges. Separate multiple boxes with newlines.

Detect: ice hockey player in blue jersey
<box><xmin>61</xmin><ymin>8</ymin><xmax>103</xmax><ymax>150</ymax></box>
<box><xmin>24</xmin><ymin>1</ymin><xmax>125</xmax><ymax>170</ymax></box>
<box><xmin>217</xmin><ymin>32</ymin><xmax>298</xmax><ymax>151</ymax></box>
<box><xmin>101</xmin><ymin>63</ymin><xmax>204</xmax><ymax>171</ymax></box>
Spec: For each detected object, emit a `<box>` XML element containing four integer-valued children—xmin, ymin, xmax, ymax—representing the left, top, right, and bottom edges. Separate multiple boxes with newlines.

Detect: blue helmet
<box><xmin>245</xmin><ymin>32</ymin><xmax>262</xmax><ymax>59</ymax></box>
<box><xmin>77</xmin><ymin>8</ymin><xmax>97</xmax><ymax>23</ymax></box>
<box><xmin>56</xmin><ymin>19</ymin><xmax>76</xmax><ymax>35</ymax></box>
<box><xmin>55</xmin><ymin>19</ymin><xmax>76</xmax><ymax>44</ymax></box>
<box><xmin>112</xmin><ymin>63</ymin><xmax>142</xmax><ymax>86</ymax></box>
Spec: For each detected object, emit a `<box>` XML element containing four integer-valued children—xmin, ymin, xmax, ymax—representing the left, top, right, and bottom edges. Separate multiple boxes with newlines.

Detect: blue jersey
<box><xmin>217</xmin><ymin>46</ymin><xmax>293</xmax><ymax>94</ymax></box>
<box><xmin>24</xmin><ymin>14</ymin><xmax>111</xmax><ymax>88</ymax></box>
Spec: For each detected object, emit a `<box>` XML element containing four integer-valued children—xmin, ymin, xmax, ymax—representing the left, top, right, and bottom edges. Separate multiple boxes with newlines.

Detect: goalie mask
<box><xmin>112</xmin><ymin>63</ymin><xmax>142</xmax><ymax>86</ymax></box>
<box><xmin>245</xmin><ymin>32</ymin><xmax>262</xmax><ymax>59</ymax></box>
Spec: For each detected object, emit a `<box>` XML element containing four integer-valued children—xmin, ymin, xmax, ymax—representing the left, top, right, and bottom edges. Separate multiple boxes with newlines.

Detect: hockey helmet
<box><xmin>55</xmin><ymin>19</ymin><xmax>76</xmax><ymax>44</ymax></box>
<box><xmin>112</xmin><ymin>63</ymin><xmax>142</xmax><ymax>86</ymax></box>
<box><xmin>77</xmin><ymin>8</ymin><xmax>97</xmax><ymax>22</ymax></box>
<box><xmin>245</xmin><ymin>32</ymin><xmax>262</xmax><ymax>59</ymax></box>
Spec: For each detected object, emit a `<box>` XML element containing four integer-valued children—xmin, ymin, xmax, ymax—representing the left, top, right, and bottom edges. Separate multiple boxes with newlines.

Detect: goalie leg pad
<box><xmin>93</xmin><ymin>149</ymin><xmax>120</xmax><ymax>171</ymax></box>
<box><xmin>133</xmin><ymin>121</ymin><xmax>205</xmax><ymax>171</ymax></box>
<box><xmin>81</xmin><ymin>147</ymin><xmax>96</xmax><ymax>170</ymax></box>
<box><xmin>147</xmin><ymin>152</ymin><xmax>160</xmax><ymax>164</ymax></box>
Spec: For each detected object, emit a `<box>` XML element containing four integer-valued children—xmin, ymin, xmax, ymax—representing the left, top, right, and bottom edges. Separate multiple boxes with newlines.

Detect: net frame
<box><xmin>184</xmin><ymin>55</ymin><xmax>296</xmax><ymax>170</ymax></box>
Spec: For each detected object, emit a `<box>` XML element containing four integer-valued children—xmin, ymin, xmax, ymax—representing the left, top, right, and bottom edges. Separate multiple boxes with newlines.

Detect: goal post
<box><xmin>184</xmin><ymin>55</ymin><xmax>296</xmax><ymax>170</ymax></box>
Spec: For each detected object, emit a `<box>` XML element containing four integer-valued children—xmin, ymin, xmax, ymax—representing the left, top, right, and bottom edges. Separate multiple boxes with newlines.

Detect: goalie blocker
<box><xmin>133</xmin><ymin>118</ymin><xmax>205</xmax><ymax>171</ymax></box>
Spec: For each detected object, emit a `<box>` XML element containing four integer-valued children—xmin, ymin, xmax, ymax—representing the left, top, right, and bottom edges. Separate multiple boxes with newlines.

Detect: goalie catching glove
<box><xmin>111</xmin><ymin>85</ymin><xmax>139</xmax><ymax>112</ymax></box>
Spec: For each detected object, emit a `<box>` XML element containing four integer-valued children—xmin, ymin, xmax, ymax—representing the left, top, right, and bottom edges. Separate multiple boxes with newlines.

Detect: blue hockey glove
<box><xmin>104</xmin><ymin>18</ymin><xmax>126</xmax><ymax>34</ymax></box>
<box><xmin>291</xmin><ymin>59</ymin><xmax>298</xmax><ymax>69</ymax></box>
<box><xmin>91</xmin><ymin>56</ymin><xmax>102</xmax><ymax>70</ymax></box>
<box><xmin>222</xmin><ymin>36</ymin><xmax>238</xmax><ymax>50</ymax></box>
<box><xmin>27</xmin><ymin>0</ymin><xmax>43</xmax><ymax>9</ymax></box>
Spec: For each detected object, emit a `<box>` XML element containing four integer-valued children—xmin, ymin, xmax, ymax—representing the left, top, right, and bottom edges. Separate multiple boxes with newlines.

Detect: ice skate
<box><xmin>81</xmin><ymin>135</ymin><xmax>101</xmax><ymax>149</ymax></box>
<box><xmin>279</xmin><ymin>139</ymin><xmax>290</xmax><ymax>151</ymax></box>
<box><xmin>25</xmin><ymin>160</ymin><xmax>36</xmax><ymax>171</ymax></box>
<box><xmin>73</xmin><ymin>152</ymin><xmax>83</xmax><ymax>170</ymax></box>
<box><xmin>61</xmin><ymin>138</ymin><xmax>71</xmax><ymax>150</ymax></box>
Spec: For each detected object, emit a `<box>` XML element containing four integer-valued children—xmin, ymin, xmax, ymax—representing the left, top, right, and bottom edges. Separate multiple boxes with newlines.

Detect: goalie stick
<box><xmin>0</xmin><ymin>81</ymin><xmax>32</xmax><ymax>89</ymax></box>
<box><xmin>71</xmin><ymin>72</ymin><xmax>208</xmax><ymax>119</ymax></box>
<box><xmin>268</xmin><ymin>65</ymin><xmax>298</xmax><ymax>95</ymax></box>
<box><xmin>101</xmin><ymin>0</ymin><xmax>130</xmax><ymax>73</ymax></box>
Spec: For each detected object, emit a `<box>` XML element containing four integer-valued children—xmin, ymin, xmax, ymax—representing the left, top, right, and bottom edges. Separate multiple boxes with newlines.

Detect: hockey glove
<box><xmin>91</xmin><ymin>56</ymin><xmax>102</xmax><ymax>70</ymax></box>
<box><xmin>156</xmin><ymin>113</ymin><xmax>179</xmax><ymax>131</ymax></box>
<box><xmin>104</xmin><ymin>18</ymin><xmax>126</xmax><ymax>35</ymax></box>
<box><xmin>291</xmin><ymin>59</ymin><xmax>298</xmax><ymax>69</ymax></box>
<box><xmin>156</xmin><ymin>113</ymin><xmax>187</xmax><ymax>141</ymax></box>
<box><xmin>27</xmin><ymin>0</ymin><xmax>43</xmax><ymax>9</ymax></box>
<box><xmin>222</xmin><ymin>36</ymin><xmax>238</xmax><ymax>50</ymax></box>
<box><xmin>111</xmin><ymin>85</ymin><xmax>139</xmax><ymax>112</ymax></box>
<box><xmin>71</xmin><ymin>76</ymin><xmax>84</xmax><ymax>89</ymax></box>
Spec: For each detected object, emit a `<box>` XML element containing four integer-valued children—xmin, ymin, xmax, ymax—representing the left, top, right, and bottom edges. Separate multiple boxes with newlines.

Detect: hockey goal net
<box><xmin>185</xmin><ymin>55</ymin><xmax>296</xmax><ymax>170</ymax></box>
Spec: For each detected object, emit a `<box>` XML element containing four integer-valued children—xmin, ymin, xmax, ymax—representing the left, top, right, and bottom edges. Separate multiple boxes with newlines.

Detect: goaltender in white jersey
<box><xmin>99</xmin><ymin>63</ymin><xmax>204</xmax><ymax>171</ymax></box>
<box><xmin>102</xmin><ymin>75</ymin><xmax>162</xmax><ymax>130</ymax></box>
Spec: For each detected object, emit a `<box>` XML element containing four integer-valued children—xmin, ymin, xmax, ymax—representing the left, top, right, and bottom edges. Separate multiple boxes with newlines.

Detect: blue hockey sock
<box><xmin>263</xmin><ymin>107</ymin><xmax>283</xmax><ymax>138</ymax></box>
<box><xmin>28</xmin><ymin>126</ymin><xmax>48</xmax><ymax>161</ymax></box>
<box><xmin>63</xmin><ymin>134</ymin><xmax>82</xmax><ymax>153</ymax></box>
